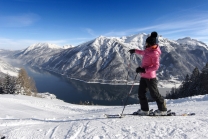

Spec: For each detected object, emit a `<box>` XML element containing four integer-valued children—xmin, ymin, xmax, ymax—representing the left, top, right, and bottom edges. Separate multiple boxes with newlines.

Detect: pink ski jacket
<box><xmin>135</xmin><ymin>45</ymin><xmax>161</xmax><ymax>79</ymax></box>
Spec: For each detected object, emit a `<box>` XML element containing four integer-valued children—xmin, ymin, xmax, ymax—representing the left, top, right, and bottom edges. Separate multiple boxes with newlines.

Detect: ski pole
<box><xmin>121</xmin><ymin>52</ymin><xmax>131</xmax><ymax>105</ymax></box>
<box><xmin>120</xmin><ymin>73</ymin><xmax>138</xmax><ymax>116</ymax></box>
<box><xmin>126</xmin><ymin>54</ymin><xmax>132</xmax><ymax>85</ymax></box>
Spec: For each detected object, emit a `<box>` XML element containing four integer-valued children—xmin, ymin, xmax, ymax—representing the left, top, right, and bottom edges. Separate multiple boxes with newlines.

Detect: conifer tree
<box><xmin>1</xmin><ymin>74</ymin><xmax>16</xmax><ymax>94</ymax></box>
<box><xmin>0</xmin><ymin>86</ymin><xmax>3</xmax><ymax>94</ymax></box>
<box><xmin>199</xmin><ymin>63</ymin><xmax>208</xmax><ymax>95</ymax></box>
<box><xmin>0</xmin><ymin>78</ymin><xmax>4</xmax><ymax>94</ymax></box>
<box><xmin>165</xmin><ymin>65</ymin><xmax>208</xmax><ymax>99</ymax></box>
<box><xmin>190</xmin><ymin>67</ymin><xmax>200</xmax><ymax>82</ymax></box>
<box><xmin>166</xmin><ymin>86</ymin><xmax>178</xmax><ymax>99</ymax></box>
<box><xmin>178</xmin><ymin>74</ymin><xmax>190</xmax><ymax>98</ymax></box>
<box><xmin>190</xmin><ymin>67</ymin><xmax>200</xmax><ymax>96</ymax></box>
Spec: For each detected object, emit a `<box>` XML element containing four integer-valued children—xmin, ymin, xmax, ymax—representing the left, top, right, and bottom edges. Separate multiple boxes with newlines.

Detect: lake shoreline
<box><xmin>2</xmin><ymin>57</ymin><xmax>172</xmax><ymax>105</ymax></box>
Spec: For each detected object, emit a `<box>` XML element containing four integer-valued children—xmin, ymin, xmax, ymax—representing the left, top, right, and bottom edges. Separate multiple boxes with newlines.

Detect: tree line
<box><xmin>0</xmin><ymin>68</ymin><xmax>37</xmax><ymax>96</ymax></box>
<box><xmin>166</xmin><ymin>62</ymin><xmax>208</xmax><ymax>99</ymax></box>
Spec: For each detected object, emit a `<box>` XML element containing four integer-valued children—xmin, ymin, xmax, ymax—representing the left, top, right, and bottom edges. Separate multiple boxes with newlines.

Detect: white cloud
<box><xmin>0</xmin><ymin>37</ymin><xmax>93</xmax><ymax>50</ymax></box>
<box><xmin>82</xmin><ymin>28</ymin><xmax>96</xmax><ymax>36</ymax></box>
<box><xmin>0</xmin><ymin>38</ymin><xmax>68</xmax><ymax>50</ymax></box>
<box><xmin>104</xmin><ymin>13</ymin><xmax>208</xmax><ymax>45</ymax></box>
<box><xmin>0</xmin><ymin>13</ymin><xmax>40</xmax><ymax>27</ymax></box>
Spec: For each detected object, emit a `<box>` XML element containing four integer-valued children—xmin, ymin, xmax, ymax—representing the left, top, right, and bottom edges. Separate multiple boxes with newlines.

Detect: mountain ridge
<box><xmin>3</xmin><ymin>33</ymin><xmax>208</xmax><ymax>87</ymax></box>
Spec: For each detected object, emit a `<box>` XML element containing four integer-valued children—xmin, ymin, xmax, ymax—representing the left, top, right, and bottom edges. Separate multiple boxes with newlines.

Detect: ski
<box><xmin>131</xmin><ymin>109</ymin><xmax>195</xmax><ymax>116</ymax></box>
<box><xmin>125</xmin><ymin>112</ymin><xmax>195</xmax><ymax>116</ymax></box>
<box><xmin>104</xmin><ymin>109</ymin><xmax>195</xmax><ymax>118</ymax></box>
<box><xmin>177</xmin><ymin>113</ymin><xmax>196</xmax><ymax>116</ymax></box>
<box><xmin>104</xmin><ymin>114</ymin><xmax>124</xmax><ymax>118</ymax></box>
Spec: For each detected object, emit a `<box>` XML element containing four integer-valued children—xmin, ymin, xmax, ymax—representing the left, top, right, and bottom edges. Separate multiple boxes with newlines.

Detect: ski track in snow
<box><xmin>0</xmin><ymin>94</ymin><xmax>208</xmax><ymax>139</ymax></box>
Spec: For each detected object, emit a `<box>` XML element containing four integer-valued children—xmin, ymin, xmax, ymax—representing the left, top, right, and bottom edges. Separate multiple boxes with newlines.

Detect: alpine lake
<box><xmin>4</xmin><ymin>58</ymin><xmax>170</xmax><ymax>106</ymax></box>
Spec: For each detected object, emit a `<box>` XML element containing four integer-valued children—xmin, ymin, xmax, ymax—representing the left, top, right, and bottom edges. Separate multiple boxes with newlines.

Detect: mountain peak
<box><xmin>19</xmin><ymin>43</ymin><xmax>63</xmax><ymax>56</ymax></box>
<box><xmin>177</xmin><ymin>37</ymin><xmax>208</xmax><ymax>50</ymax></box>
<box><xmin>98</xmin><ymin>35</ymin><xmax>105</xmax><ymax>38</ymax></box>
<box><xmin>27</xmin><ymin>43</ymin><xmax>62</xmax><ymax>51</ymax></box>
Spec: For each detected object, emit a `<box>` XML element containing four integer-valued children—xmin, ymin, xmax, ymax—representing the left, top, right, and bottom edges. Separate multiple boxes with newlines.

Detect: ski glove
<box><xmin>128</xmin><ymin>49</ymin><xmax>135</xmax><ymax>54</ymax></box>
<box><xmin>136</xmin><ymin>67</ymin><xmax>145</xmax><ymax>73</ymax></box>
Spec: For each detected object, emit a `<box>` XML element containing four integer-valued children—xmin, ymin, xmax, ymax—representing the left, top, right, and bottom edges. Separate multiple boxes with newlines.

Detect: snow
<box><xmin>0</xmin><ymin>66</ymin><xmax>18</xmax><ymax>77</ymax></box>
<box><xmin>24</xmin><ymin>43</ymin><xmax>62</xmax><ymax>53</ymax></box>
<box><xmin>0</xmin><ymin>59</ymin><xmax>19</xmax><ymax>77</ymax></box>
<box><xmin>177</xmin><ymin>37</ymin><xmax>208</xmax><ymax>50</ymax></box>
<box><xmin>1</xmin><ymin>94</ymin><xmax>208</xmax><ymax>139</ymax></box>
<box><xmin>63</xmin><ymin>45</ymin><xmax>74</xmax><ymax>49</ymax></box>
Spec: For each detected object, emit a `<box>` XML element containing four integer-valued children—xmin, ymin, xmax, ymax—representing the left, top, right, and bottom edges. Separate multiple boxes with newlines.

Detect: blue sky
<box><xmin>0</xmin><ymin>0</ymin><xmax>208</xmax><ymax>50</ymax></box>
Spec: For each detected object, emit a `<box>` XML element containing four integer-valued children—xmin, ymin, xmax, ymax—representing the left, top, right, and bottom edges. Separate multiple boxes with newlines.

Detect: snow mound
<box><xmin>37</xmin><ymin>92</ymin><xmax>57</xmax><ymax>99</ymax></box>
<box><xmin>166</xmin><ymin>94</ymin><xmax>208</xmax><ymax>104</ymax></box>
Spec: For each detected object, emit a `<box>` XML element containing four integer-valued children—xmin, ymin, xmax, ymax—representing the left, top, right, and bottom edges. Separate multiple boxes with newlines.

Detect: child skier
<box><xmin>129</xmin><ymin>32</ymin><xmax>167</xmax><ymax>116</ymax></box>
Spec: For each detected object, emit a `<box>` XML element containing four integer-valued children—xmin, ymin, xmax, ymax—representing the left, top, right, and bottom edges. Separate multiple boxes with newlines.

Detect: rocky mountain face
<box><xmin>9</xmin><ymin>34</ymin><xmax>208</xmax><ymax>84</ymax></box>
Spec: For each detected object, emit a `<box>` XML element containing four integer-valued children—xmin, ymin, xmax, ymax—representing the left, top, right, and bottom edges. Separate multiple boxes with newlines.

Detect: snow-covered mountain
<box><xmin>157</xmin><ymin>36</ymin><xmax>208</xmax><ymax>80</ymax></box>
<box><xmin>0</xmin><ymin>59</ymin><xmax>19</xmax><ymax>77</ymax></box>
<box><xmin>0</xmin><ymin>49</ymin><xmax>20</xmax><ymax>57</ymax></box>
<box><xmin>63</xmin><ymin>44</ymin><xmax>74</xmax><ymax>49</ymax></box>
<box><xmin>43</xmin><ymin>36</ymin><xmax>139</xmax><ymax>82</ymax></box>
<box><xmin>14</xmin><ymin>43</ymin><xmax>65</xmax><ymax>66</ymax></box>
<box><xmin>177</xmin><ymin>37</ymin><xmax>208</xmax><ymax>50</ymax></box>
<box><xmin>19</xmin><ymin>43</ymin><xmax>63</xmax><ymax>55</ymax></box>
<box><xmin>11</xmin><ymin>34</ymin><xmax>208</xmax><ymax>85</ymax></box>
<box><xmin>0</xmin><ymin>94</ymin><xmax>208</xmax><ymax>138</ymax></box>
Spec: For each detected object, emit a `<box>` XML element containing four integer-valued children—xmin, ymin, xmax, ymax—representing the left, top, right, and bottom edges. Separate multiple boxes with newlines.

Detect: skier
<box><xmin>129</xmin><ymin>31</ymin><xmax>167</xmax><ymax>116</ymax></box>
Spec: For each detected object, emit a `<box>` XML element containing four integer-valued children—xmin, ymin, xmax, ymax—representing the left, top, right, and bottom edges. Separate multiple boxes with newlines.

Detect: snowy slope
<box><xmin>0</xmin><ymin>59</ymin><xmax>19</xmax><ymax>77</ymax></box>
<box><xmin>0</xmin><ymin>94</ymin><xmax>208</xmax><ymax>139</ymax></box>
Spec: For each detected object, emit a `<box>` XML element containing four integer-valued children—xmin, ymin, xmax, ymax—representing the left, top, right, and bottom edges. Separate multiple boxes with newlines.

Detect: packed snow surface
<box><xmin>0</xmin><ymin>94</ymin><xmax>208</xmax><ymax>139</ymax></box>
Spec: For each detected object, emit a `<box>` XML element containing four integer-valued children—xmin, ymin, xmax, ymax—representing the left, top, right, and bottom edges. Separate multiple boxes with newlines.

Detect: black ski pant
<box><xmin>138</xmin><ymin>77</ymin><xmax>167</xmax><ymax>111</ymax></box>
